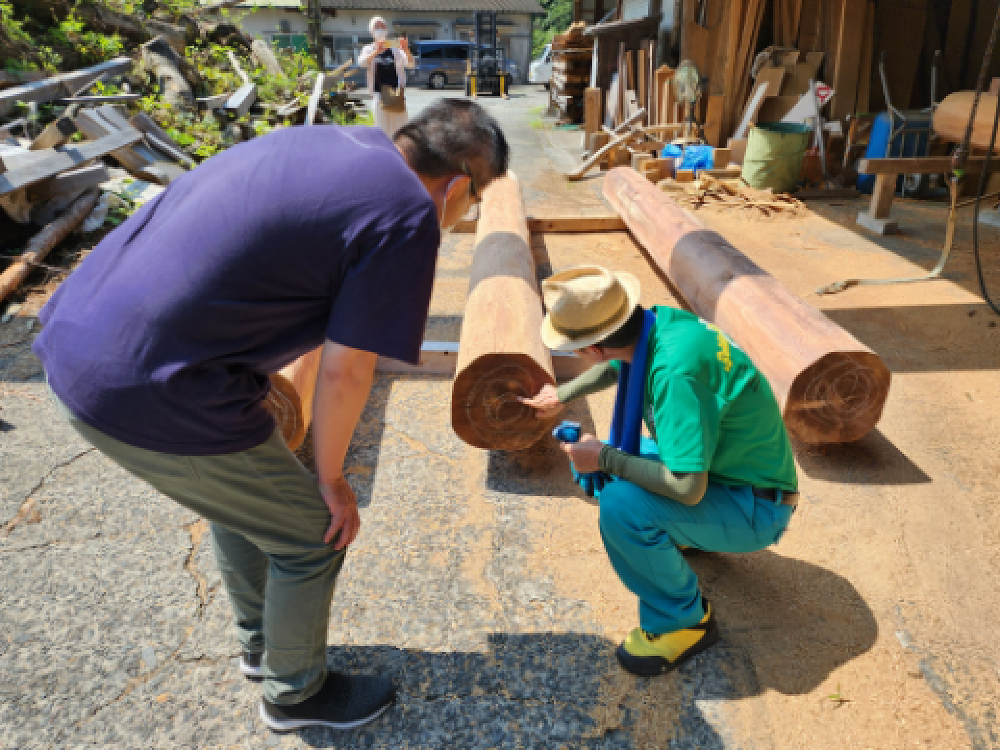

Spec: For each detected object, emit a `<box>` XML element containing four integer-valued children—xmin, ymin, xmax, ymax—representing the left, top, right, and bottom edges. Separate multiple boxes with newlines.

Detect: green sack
<box><xmin>741</xmin><ymin>123</ymin><xmax>812</xmax><ymax>193</ymax></box>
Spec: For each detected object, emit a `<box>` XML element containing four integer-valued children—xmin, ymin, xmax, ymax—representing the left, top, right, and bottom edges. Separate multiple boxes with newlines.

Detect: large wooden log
<box><xmin>263</xmin><ymin>347</ymin><xmax>323</xmax><ymax>451</ymax></box>
<box><xmin>933</xmin><ymin>92</ymin><xmax>1000</xmax><ymax>151</ymax></box>
<box><xmin>604</xmin><ymin>167</ymin><xmax>891</xmax><ymax>444</ymax></box>
<box><xmin>451</xmin><ymin>172</ymin><xmax>560</xmax><ymax>451</ymax></box>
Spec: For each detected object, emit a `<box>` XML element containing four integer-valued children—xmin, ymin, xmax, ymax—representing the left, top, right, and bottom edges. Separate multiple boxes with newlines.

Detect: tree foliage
<box><xmin>533</xmin><ymin>0</ymin><xmax>573</xmax><ymax>58</ymax></box>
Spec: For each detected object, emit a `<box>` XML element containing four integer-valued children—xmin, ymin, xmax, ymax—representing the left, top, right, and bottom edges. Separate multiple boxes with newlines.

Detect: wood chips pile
<box><xmin>657</xmin><ymin>175</ymin><xmax>806</xmax><ymax>218</ymax></box>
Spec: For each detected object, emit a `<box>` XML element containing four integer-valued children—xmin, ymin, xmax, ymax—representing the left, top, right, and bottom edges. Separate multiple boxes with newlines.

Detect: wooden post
<box><xmin>451</xmin><ymin>172</ymin><xmax>559</xmax><ymax>451</ymax></box>
<box><xmin>584</xmin><ymin>88</ymin><xmax>602</xmax><ymax>149</ymax></box>
<box><xmin>604</xmin><ymin>167</ymin><xmax>891</xmax><ymax>444</ymax></box>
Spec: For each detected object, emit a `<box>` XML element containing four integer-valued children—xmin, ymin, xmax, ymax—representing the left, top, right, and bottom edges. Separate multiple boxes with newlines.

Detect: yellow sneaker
<box><xmin>615</xmin><ymin>602</ymin><xmax>720</xmax><ymax>676</ymax></box>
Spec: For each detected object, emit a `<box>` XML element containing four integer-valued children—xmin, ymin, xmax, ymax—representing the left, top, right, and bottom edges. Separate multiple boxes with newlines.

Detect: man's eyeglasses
<box><xmin>462</xmin><ymin>162</ymin><xmax>479</xmax><ymax>202</ymax></box>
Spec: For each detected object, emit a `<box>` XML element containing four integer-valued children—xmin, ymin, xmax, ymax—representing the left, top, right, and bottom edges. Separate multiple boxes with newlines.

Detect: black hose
<box><xmin>971</xmin><ymin>94</ymin><xmax>1000</xmax><ymax>315</ymax></box>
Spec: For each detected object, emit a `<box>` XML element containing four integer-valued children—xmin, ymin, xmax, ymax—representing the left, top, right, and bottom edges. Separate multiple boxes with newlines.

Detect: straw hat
<box><xmin>540</xmin><ymin>265</ymin><xmax>641</xmax><ymax>351</ymax></box>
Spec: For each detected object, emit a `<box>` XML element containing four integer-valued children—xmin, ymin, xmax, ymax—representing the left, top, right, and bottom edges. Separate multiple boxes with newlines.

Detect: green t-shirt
<box><xmin>628</xmin><ymin>306</ymin><xmax>797</xmax><ymax>492</ymax></box>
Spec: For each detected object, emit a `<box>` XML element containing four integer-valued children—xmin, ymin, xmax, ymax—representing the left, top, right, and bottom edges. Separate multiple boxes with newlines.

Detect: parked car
<box><xmin>409</xmin><ymin>40</ymin><xmax>518</xmax><ymax>89</ymax></box>
<box><xmin>528</xmin><ymin>44</ymin><xmax>553</xmax><ymax>88</ymax></box>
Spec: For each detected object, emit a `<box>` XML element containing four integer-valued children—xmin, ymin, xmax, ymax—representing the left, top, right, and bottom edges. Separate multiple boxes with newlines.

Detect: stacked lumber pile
<box><xmin>550</xmin><ymin>22</ymin><xmax>593</xmax><ymax>124</ymax></box>
<box><xmin>676</xmin><ymin>0</ymin><xmax>874</xmax><ymax>147</ymax></box>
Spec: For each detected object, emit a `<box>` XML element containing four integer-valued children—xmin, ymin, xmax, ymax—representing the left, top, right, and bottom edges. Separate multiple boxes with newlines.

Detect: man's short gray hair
<box><xmin>394</xmin><ymin>99</ymin><xmax>510</xmax><ymax>189</ymax></box>
<box><xmin>369</xmin><ymin>16</ymin><xmax>387</xmax><ymax>34</ymax></box>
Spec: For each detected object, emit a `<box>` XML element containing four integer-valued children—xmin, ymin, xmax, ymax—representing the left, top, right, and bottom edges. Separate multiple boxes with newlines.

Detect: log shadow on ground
<box><xmin>792</xmin><ymin>428</ymin><xmax>932</xmax><ymax>485</ymax></box>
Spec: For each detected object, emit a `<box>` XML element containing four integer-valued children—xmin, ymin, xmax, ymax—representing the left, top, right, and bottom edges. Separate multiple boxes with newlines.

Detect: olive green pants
<box><xmin>50</xmin><ymin>389</ymin><xmax>343</xmax><ymax>705</ymax></box>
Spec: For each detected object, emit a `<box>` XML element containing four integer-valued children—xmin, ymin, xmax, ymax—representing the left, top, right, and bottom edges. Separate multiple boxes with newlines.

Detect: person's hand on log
<box><xmin>319</xmin><ymin>476</ymin><xmax>360</xmax><ymax>549</ymax></box>
<box><xmin>520</xmin><ymin>384</ymin><xmax>565</xmax><ymax>419</ymax></box>
<box><xmin>560</xmin><ymin>434</ymin><xmax>603</xmax><ymax>473</ymax></box>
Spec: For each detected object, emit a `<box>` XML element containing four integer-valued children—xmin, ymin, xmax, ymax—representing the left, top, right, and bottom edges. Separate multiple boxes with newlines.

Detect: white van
<box><xmin>528</xmin><ymin>44</ymin><xmax>553</xmax><ymax>87</ymax></box>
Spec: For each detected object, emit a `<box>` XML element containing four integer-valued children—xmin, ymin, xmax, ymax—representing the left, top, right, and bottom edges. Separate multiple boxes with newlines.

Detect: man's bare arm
<box><xmin>312</xmin><ymin>340</ymin><xmax>378</xmax><ymax>548</ymax></box>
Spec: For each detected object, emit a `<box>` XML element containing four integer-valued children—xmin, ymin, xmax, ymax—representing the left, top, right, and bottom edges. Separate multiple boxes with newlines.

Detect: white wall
<box><xmin>235</xmin><ymin>7</ymin><xmax>533</xmax><ymax>81</ymax></box>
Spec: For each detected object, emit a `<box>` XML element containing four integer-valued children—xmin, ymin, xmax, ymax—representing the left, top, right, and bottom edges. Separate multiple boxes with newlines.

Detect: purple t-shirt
<box><xmin>34</xmin><ymin>126</ymin><xmax>440</xmax><ymax>455</ymax></box>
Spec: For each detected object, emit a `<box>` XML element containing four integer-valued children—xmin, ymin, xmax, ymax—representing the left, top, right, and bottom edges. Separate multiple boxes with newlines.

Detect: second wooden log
<box><xmin>263</xmin><ymin>346</ymin><xmax>323</xmax><ymax>451</ymax></box>
<box><xmin>452</xmin><ymin>172</ymin><xmax>560</xmax><ymax>451</ymax></box>
<box><xmin>604</xmin><ymin>167</ymin><xmax>891</xmax><ymax>444</ymax></box>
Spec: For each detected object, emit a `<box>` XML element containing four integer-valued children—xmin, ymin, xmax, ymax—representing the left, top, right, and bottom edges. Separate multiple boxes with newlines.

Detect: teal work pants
<box><xmin>597</xmin><ymin>438</ymin><xmax>793</xmax><ymax>635</ymax></box>
<box><xmin>50</xmin><ymin>390</ymin><xmax>342</xmax><ymax>705</ymax></box>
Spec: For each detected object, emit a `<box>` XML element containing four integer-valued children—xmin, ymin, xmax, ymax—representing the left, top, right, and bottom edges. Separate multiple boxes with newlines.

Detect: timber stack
<box><xmin>550</xmin><ymin>22</ymin><xmax>594</xmax><ymax>124</ymax></box>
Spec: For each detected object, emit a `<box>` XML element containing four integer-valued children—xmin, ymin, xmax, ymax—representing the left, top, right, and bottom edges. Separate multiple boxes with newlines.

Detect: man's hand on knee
<box><xmin>319</xmin><ymin>476</ymin><xmax>360</xmax><ymax>548</ymax></box>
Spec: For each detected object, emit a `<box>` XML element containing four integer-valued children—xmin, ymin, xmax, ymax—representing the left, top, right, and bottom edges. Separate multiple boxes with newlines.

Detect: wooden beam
<box><xmin>0</xmin><ymin>57</ymin><xmax>132</xmax><ymax>116</ymax></box>
<box><xmin>528</xmin><ymin>215</ymin><xmax>627</xmax><ymax>232</ymax></box>
<box><xmin>857</xmin><ymin>156</ymin><xmax>1000</xmax><ymax>174</ymax></box>
<box><xmin>0</xmin><ymin>129</ymin><xmax>141</xmax><ymax>196</ymax></box>
<box><xmin>604</xmin><ymin>167</ymin><xmax>891</xmax><ymax>444</ymax></box>
<box><xmin>451</xmin><ymin>172</ymin><xmax>560</xmax><ymax>451</ymax></box>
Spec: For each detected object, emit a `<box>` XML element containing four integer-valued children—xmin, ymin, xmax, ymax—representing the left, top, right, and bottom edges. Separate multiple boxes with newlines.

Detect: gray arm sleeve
<box><xmin>556</xmin><ymin>361</ymin><xmax>619</xmax><ymax>403</ymax></box>
<box><xmin>599</xmin><ymin>445</ymin><xmax>708</xmax><ymax>506</ymax></box>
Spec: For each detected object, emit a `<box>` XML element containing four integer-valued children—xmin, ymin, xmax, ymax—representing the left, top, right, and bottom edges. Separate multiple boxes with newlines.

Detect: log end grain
<box><xmin>452</xmin><ymin>352</ymin><xmax>559</xmax><ymax>451</ymax></box>
<box><xmin>264</xmin><ymin>372</ymin><xmax>306</xmax><ymax>451</ymax></box>
<box><xmin>784</xmin><ymin>350</ymin><xmax>892</xmax><ymax>444</ymax></box>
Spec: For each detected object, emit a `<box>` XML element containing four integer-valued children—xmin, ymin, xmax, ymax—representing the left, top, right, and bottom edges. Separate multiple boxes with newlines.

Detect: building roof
<box><xmin>318</xmin><ymin>0</ymin><xmax>545</xmax><ymax>14</ymax></box>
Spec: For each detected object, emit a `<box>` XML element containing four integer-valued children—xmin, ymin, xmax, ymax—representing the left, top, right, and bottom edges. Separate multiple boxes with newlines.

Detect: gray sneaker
<box><xmin>259</xmin><ymin>671</ymin><xmax>396</xmax><ymax>731</ymax></box>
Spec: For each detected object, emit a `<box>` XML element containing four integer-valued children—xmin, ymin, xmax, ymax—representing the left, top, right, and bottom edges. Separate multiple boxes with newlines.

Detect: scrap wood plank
<box><xmin>129</xmin><ymin>112</ymin><xmax>196</xmax><ymax>168</ymax></box>
<box><xmin>197</xmin><ymin>93</ymin><xmax>230</xmax><ymax>111</ymax></box>
<box><xmin>0</xmin><ymin>129</ymin><xmax>141</xmax><ymax>196</ymax></box>
<box><xmin>76</xmin><ymin>107</ymin><xmax>185</xmax><ymax>185</ymax></box>
<box><xmin>224</xmin><ymin>83</ymin><xmax>257</xmax><ymax>119</ymax></box>
<box><xmin>29</xmin><ymin>117</ymin><xmax>77</xmax><ymax>151</ymax></box>
<box><xmin>0</xmin><ymin>57</ymin><xmax>133</xmax><ymax>117</ymax></box>
<box><xmin>27</xmin><ymin>162</ymin><xmax>110</xmax><ymax>202</ymax></box>
<box><xmin>54</xmin><ymin>94</ymin><xmax>141</xmax><ymax>105</ymax></box>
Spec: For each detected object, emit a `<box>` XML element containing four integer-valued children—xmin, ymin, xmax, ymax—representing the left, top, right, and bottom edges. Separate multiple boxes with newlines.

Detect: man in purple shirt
<box><xmin>34</xmin><ymin>99</ymin><xmax>508</xmax><ymax>732</ymax></box>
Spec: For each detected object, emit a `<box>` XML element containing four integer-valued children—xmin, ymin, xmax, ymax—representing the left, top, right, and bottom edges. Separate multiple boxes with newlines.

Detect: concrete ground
<box><xmin>2</xmin><ymin>86</ymin><xmax>998</xmax><ymax>749</ymax></box>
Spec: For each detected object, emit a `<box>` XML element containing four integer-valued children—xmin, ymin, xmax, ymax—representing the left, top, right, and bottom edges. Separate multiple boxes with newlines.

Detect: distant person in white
<box><xmin>358</xmin><ymin>16</ymin><xmax>414</xmax><ymax>137</ymax></box>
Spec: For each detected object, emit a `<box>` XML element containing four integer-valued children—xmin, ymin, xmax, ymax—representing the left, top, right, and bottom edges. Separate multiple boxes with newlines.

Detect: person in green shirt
<box><xmin>523</xmin><ymin>265</ymin><xmax>798</xmax><ymax>676</ymax></box>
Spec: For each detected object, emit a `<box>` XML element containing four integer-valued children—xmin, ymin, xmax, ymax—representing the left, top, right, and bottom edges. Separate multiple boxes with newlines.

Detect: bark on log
<box><xmin>933</xmin><ymin>92</ymin><xmax>1000</xmax><ymax>151</ymax></box>
<box><xmin>604</xmin><ymin>167</ymin><xmax>891</xmax><ymax>444</ymax></box>
<box><xmin>263</xmin><ymin>347</ymin><xmax>322</xmax><ymax>450</ymax></box>
<box><xmin>141</xmin><ymin>36</ymin><xmax>195</xmax><ymax>109</ymax></box>
<box><xmin>0</xmin><ymin>188</ymin><xmax>99</xmax><ymax>304</ymax></box>
<box><xmin>451</xmin><ymin>172</ymin><xmax>560</xmax><ymax>451</ymax></box>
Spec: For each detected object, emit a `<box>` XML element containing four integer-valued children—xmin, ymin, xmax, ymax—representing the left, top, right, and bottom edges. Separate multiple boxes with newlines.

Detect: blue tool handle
<box><xmin>552</xmin><ymin>420</ymin><xmax>582</xmax><ymax>443</ymax></box>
